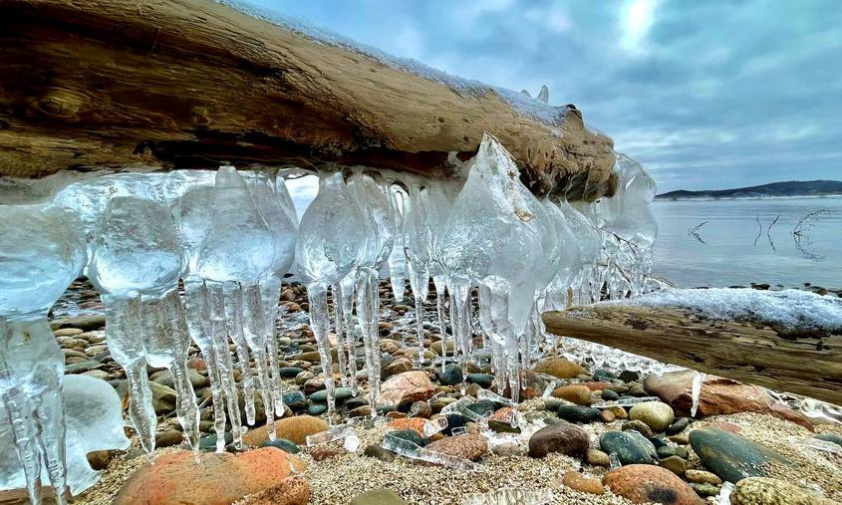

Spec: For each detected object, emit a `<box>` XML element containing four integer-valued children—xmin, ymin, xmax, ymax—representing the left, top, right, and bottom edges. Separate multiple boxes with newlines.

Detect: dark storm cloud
<box><xmin>245</xmin><ymin>0</ymin><xmax>842</xmax><ymax>192</ymax></box>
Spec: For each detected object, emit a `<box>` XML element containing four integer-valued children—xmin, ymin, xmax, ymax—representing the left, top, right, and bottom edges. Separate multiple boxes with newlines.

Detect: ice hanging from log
<box><xmin>88</xmin><ymin>195</ymin><xmax>200</xmax><ymax>454</ymax></box>
<box><xmin>0</xmin><ymin>121</ymin><xmax>668</xmax><ymax>495</ymax></box>
<box><xmin>0</xmin><ymin>375</ymin><xmax>129</xmax><ymax>497</ymax></box>
<box><xmin>296</xmin><ymin>170</ymin><xmax>369</xmax><ymax>419</ymax></box>
<box><xmin>0</xmin><ymin>203</ymin><xmax>86</xmax><ymax>505</ymax></box>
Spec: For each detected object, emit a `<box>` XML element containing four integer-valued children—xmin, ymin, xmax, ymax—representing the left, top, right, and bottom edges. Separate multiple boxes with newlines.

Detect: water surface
<box><xmin>652</xmin><ymin>197</ymin><xmax>842</xmax><ymax>288</ymax></box>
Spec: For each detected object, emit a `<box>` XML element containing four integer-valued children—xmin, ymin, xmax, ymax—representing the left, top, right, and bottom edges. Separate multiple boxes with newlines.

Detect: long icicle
<box><xmin>308</xmin><ymin>282</ymin><xmax>337</xmax><ymax>421</ymax></box>
<box><xmin>183</xmin><ymin>280</ymin><xmax>228</xmax><ymax>453</ymax></box>
<box><xmin>207</xmin><ymin>281</ymin><xmax>245</xmax><ymax>449</ymax></box>
<box><xmin>331</xmin><ymin>283</ymin><xmax>349</xmax><ymax>388</ymax></box>
<box><xmin>223</xmin><ymin>282</ymin><xmax>256</xmax><ymax>426</ymax></box>
<box><xmin>243</xmin><ymin>284</ymin><xmax>277</xmax><ymax>440</ymax></box>
<box><xmin>340</xmin><ymin>274</ymin><xmax>358</xmax><ymax>396</ymax></box>
<box><xmin>433</xmin><ymin>275</ymin><xmax>448</xmax><ymax>374</ymax></box>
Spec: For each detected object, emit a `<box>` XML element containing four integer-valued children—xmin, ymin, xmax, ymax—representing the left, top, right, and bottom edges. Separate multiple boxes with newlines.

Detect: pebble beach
<box><xmin>8</xmin><ymin>279</ymin><xmax>841</xmax><ymax>505</ymax></box>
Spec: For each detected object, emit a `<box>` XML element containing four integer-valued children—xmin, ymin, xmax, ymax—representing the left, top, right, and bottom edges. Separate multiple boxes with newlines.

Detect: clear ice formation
<box><xmin>306</xmin><ymin>423</ymin><xmax>360</xmax><ymax>452</ymax></box>
<box><xmin>88</xmin><ymin>196</ymin><xmax>200</xmax><ymax>454</ymax></box>
<box><xmin>0</xmin><ymin>128</ymin><xmax>669</xmax><ymax>495</ymax></box>
<box><xmin>0</xmin><ymin>375</ymin><xmax>130</xmax><ymax>497</ymax></box>
<box><xmin>382</xmin><ymin>432</ymin><xmax>480</xmax><ymax>471</ymax></box>
<box><xmin>716</xmin><ymin>481</ymin><xmax>735</xmax><ymax>505</ymax></box>
<box><xmin>461</xmin><ymin>488</ymin><xmax>553</xmax><ymax>505</ymax></box>
<box><xmin>590</xmin><ymin>396</ymin><xmax>662</xmax><ymax>409</ymax></box>
<box><xmin>296</xmin><ymin>170</ymin><xmax>368</xmax><ymax>419</ymax></box>
<box><xmin>0</xmin><ymin>203</ymin><xmax>86</xmax><ymax>505</ymax></box>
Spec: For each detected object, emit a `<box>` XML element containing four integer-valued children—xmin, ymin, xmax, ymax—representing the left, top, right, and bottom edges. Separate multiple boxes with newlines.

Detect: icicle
<box><xmin>716</xmin><ymin>482</ymin><xmax>735</xmax><ymax>505</ymax></box>
<box><xmin>207</xmin><ymin>281</ymin><xmax>245</xmax><ymax>449</ymax></box>
<box><xmin>223</xmin><ymin>283</ymin><xmax>256</xmax><ymax>425</ymax></box>
<box><xmin>590</xmin><ymin>397</ymin><xmax>662</xmax><ymax>409</ymax></box>
<box><xmin>387</xmin><ymin>185</ymin><xmax>407</xmax><ymax>302</ymax></box>
<box><xmin>149</xmin><ymin>290</ymin><xmax>201</xmax><ymax>450</ymax></box>
<box><xmin>339</xmin><ymin>274</ymin><xmax>358</xmax><ymax>395</ymax></box>
<box><xmin>242</xmin><ymin>284</ymin><xmax>277</xmax><ymax>439</ymax></box>
<box><xmin>331</xmin><ymin>282</ymin><xmax>350</xmax><ymax>388</ymax></box>
<box><xmin>420</xmin><ymin>417</ymin><xmax>448</xmax><ymax>437</ymax></box>
<box><xmin>433</xmin><ymin>276</ymin><xmax>449</xmax><ymax>373</ymax></box>
<box><xmin>691</xmin><ymin>371</ymin><xmax>706</xmax><ymax>418</ymax></box>
<box><xmin>461</xmin><ymin>488</ymin><xmax>553</xmax><ymax>505</ymax></box>
<box><xmin>404</xmin><ymin>182</ymin><xmax>433</xmax><ymax>366</ymax></box>
<box><xmin>382</xmin><ymin>433</ymin><xmax>480</xmax><ymax>471</ymax></box>
<box><xmin>296</xmin><ymin>170</ymin><xmax>369</xmax><ymax>420</ymax></box>
<box><xmin>356</xmin><ymin>268</ymin><xmax>381</xmax><ymax>416</ymax></box>
<box><xmin>306</xmin><ymin>423</ymin><xmax>360</xmax><ymax>452</ymax></box>
<box><xmin>609</xmin><ymin>452</ymin><xmax>621</xmax><ymax>470</ymax></box>
<box><xmin>248</xmin><ymin>170</ymin><xmax>298</xmax><ymax>419</ymax></box>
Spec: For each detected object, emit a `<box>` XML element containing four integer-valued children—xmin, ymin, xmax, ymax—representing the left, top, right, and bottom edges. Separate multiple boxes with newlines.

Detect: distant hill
<box><xmin>656</xmin><ymin>180</ymin><xmax>842</xmax><ymax>200</ymax></box>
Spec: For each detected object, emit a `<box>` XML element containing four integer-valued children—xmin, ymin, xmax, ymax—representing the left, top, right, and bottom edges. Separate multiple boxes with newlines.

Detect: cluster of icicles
<box><xmin>0</xmin><ymin>134</ymin><xmax>661</xmax><ymax>504</ymax></box>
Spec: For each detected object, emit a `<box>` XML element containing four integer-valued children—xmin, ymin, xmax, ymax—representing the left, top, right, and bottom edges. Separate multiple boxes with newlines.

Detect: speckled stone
<box><xmin>604</xmin><ymin>464</ymin><xmax>703</xmax><ymax>505</ymax></box>
<box><xmin>733</xmin><ymin>477</ymin><xmax>835</xmax><ymax>505</ymax></box>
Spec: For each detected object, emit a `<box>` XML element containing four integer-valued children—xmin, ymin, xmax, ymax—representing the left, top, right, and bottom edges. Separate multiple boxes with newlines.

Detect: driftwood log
<box><xmin>0</xmin><ymin>0</ymin><xmax>615</xmax><ymax>200</ymax></box>
<box><xmin>543</xmin><ymin>306</ymin><xmax>842</xmax><ymax>406</ymax></box>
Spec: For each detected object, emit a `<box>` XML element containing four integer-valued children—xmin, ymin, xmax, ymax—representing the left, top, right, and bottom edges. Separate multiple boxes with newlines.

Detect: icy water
<box><xmin>652</xmin><ymin>197</ymin><xmax>842</xmax><ymax>288</ymax></box>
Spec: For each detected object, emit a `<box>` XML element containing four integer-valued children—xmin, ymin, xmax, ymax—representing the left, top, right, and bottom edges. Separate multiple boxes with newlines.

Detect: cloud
<box><xmin>619</xmin><ymin>0</ymin><xmax>658</xmax><ymax>54</ymax></box>
<box><xmin>242</xmin><ymin>0</ymin><xmax>842</xmax><ymax>193</ymax></box>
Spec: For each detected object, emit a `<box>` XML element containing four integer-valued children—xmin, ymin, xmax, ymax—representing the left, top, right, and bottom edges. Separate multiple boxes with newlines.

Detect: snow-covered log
<box><xmin>0</xmin><ymin>0</ymin><xmax>615</xmax><ymax>200</ymax></box>
<box><xmin>543</xmin><ymin>292</ymin><xmax>842</xmax><ymax>406</ymax></box>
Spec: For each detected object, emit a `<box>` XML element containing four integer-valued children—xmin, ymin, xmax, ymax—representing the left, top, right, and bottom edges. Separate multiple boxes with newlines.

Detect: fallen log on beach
<box><xmin>0</xmin><ymin>0</ymin><xmax>615</xmax><ymax>200</ymax></box>
<box><xmin>543</xmin><ymin>304</ymin><xmax>842</xmax><ymax>406</ymax></box>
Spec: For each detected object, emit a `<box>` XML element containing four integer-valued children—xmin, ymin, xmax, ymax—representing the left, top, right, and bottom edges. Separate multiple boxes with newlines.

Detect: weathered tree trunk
<box><xmin>543</xmin><ymin>306</ymin><xmax>842</xmax><ymax>406</ymax></box>
<box><xmin>0</xmin><ymin>0</ymin><xmax>615</xmax><ymax>200</ymax></box>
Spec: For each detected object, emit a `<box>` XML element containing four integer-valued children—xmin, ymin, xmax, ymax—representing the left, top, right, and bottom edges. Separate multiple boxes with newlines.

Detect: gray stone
<box><xmin>599</xmin><ymin>431</ymin><xmax>657</xmax><ymax>465</ymax></box>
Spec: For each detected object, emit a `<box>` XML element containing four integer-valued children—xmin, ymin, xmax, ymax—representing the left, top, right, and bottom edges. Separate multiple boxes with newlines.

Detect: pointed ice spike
<box><xmin>537</xmin><ymin>85</ymin><xmax>549</xmax><ymax>103</ymax></box>
<box><xmin>242</xmin><ymin>284</ymin><xmax>277</xmax><ymax>439</ymax></box>
<box><xmin>387</xmin><ymin>186</ymin><xmax>407</xmax><ymax>302</ymax></box>
<box><xmin>296</xmin><ymin>170</ymin><xmax>369</xmax><ymax>420</ymax></box>
<box><xmin>182</xmin><ymin>280</ymin><xmax>228</xmax><ymax>452</ymax></box>
<box><xmin>355</xmin><ymin>268</ymin><xmax>381</xmax><ymax>415</ymax></box>
<box><xmin>716</xmin><ymin>482</ymin><xmax>735</xmax><ymax>505</ymax></box>
<box><xmin>207</xmin><ymin>281</ymin><xmax>245</xmax><ymax>449</ymax></box>
<box><xmin>308</xmin><ymin>283</ymin><xmax>337</xmax><ymax>419</ymax></box>
<box><xmin>305</xmin><ymin>424</ymin><xmax>356</xmax><ymax>446</ymax></box>
<box><xmin>461</xmin><ymin>488</ymin><xmax>553</xmax><ymax>505</ymax></box>
<box><xmin>331</xmin><ymin>283</ymin><xmax>349</xmax><ymax>388</ymax></box>
<box><xmin>691</xmin><ymin>371</ymin><xmax>705</xmax><ymax>418</ymax></box>
<box><xmin>590</xmin><ymin>396</ymin><xmax>661</xmax><ymax>409</ymax></box>
<box><xmin>422</xmin><ymin>417</ymin><xmax>448</xmax><ymax>437</ymax></box>
<box><xmin>246</xmin><ymin>170</ymin><xmax>298</xmax><ymax>418</ymax></box>
<box><xmin>339</xmin><ymin>274</ymin><xmax>358</xmax><ymax>396</ymax></box>
<box><xmin>2</xmin><ymin>389</ymin><xmax>44</xmax><ymax>505</ymax></box>
<box><xmin>433</xmin><ymin>276</ymin><xmax>449</xmax><ymax>374</ymax></box>
<box><xmin>223</xmin><ymin>283</ymin><xmax>256</xmax><ymax>426</ymax></box>
<box><xmin>0</xmin><ymin>204</ymin><xmax>84</xmax><ymax>503</ymax></box>
<box><xmin>382</xmin><ymin>433</ymin><xmax>480</xmax><ymax>471</ymax></box>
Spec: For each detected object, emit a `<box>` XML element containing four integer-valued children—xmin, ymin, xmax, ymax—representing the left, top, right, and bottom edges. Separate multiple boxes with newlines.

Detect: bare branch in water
<box><xmin>793</xmin><ymin>209</ymin><xmax>830</xmax><ymax>237</ymax></box>
<box><xmin>766</xmin><ymin>215</ymin><xmax>780</xmax><ymax>252</ymax></box>
<box><xmin>753</xmin><ymin>215</ymin><xmax>762</xmax><ymax>247</ymax></box>
<box><xmin>792</xmin><ymin>208</ymin><xmax>831</xmax><ymax>261</ymax></box>
<box><xmin>687</xmin><ymin>221</ymin><xmax>708</xmax><ymax>244</ymax></box>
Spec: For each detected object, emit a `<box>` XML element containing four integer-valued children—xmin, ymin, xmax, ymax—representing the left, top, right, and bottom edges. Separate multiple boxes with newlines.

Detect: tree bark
<box><xmin>0</xmin><ymin>0</ymin><xmax>615</xmax><ymax>200</ymax></box>
<box><xmin>542</xmin><ymin>306</ymin><xmax>842</xmax><ymax>406</ymax></box>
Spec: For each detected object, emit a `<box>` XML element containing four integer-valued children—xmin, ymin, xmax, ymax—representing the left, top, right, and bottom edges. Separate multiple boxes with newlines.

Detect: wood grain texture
<box><xmin>0</xmin><ymin>0</ymin><xmax>616</xmax><ymax>200</ymax></box>
<box><xmin>542</xmin><ymin>306</ymin><xmax>842</xmax><ymax>405</ymax></box>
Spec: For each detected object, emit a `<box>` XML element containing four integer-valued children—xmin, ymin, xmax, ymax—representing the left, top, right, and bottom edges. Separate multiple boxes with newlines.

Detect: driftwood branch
<box><xmin>542</xmin><ymin>306</ymin><xmax>842</xmax><ymax>406</ymax></box>
<box><xmin>0</xmin><ymin>0</ymin><xmax>616</xmax><ymax>200</ymax></box>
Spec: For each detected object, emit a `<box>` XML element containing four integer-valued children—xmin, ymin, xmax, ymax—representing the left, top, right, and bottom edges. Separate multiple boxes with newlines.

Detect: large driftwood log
<box><xmin>543</xmin><ymin>306</ymin><xmax>842</xmax><ymax>406</ymax></box>
<box><xmin>0</xmin><ymin>0</ymin><xmax>615</xmax><ymax>200</ymax></box>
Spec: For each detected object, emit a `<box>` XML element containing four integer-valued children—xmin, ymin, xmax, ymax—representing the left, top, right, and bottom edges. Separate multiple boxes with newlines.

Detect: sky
<box><xmin>244</xmin><ymin>0</ymin><xmax>842</xmax><ymax>193</ymax></box>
